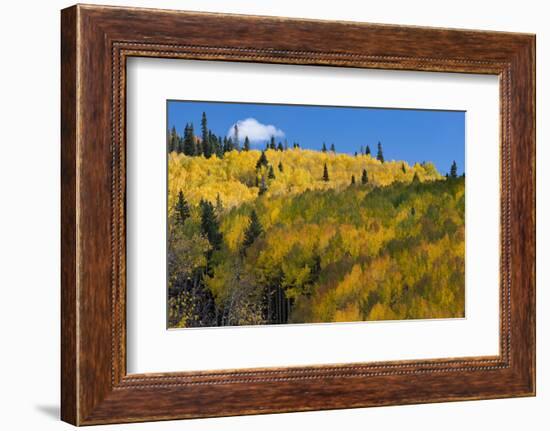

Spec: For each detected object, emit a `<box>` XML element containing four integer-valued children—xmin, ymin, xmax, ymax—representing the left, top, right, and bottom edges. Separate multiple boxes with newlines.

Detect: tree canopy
<box><xmin>167</xmin><ymin>112</ymin><xmax>462</xmax><ymax>328</ymax></box>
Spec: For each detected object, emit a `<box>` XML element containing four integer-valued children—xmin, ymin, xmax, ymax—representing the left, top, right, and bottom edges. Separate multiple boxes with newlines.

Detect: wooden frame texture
<box><xmin>61</xmin><ymin>4</ymin><xmax>536</xmax><ymax>426</ymax></box>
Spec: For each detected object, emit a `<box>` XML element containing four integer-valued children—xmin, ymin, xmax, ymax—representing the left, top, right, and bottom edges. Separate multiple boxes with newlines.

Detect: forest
<box><xmin>167</xmin><ymin>112</ymin><xmax>465</xmax><ymax>328</ymax></box>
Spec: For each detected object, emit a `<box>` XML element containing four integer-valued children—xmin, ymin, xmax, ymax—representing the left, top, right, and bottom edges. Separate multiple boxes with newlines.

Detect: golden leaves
<box><xmin>169</xmin><ymin>148</ymin><xmax>464</xmax><ymax>325</ymax></box>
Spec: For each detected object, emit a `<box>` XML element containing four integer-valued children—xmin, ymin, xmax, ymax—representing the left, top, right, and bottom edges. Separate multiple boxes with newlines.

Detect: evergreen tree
<box><xmin>256</xmin><ymin>151</ymin><xmax>269</xmax><ymax>169</ymax></box>
<box><xmin>322</xmin><ymin>163</ymin><xmax>330</xmax><ymax>182</ymax></box>
<box><xmin>183</xmin><ymin>123</ymin><xmax>196</xmax><ymax>156</ymax></box>
<box><xmin>201</xmin><ymin>112</ymin><xmax>212</xmax><ymax>158</ymax></box>
<box><xmin>168</xmin><ymin>126</ymin><xmax>178</xmax><ymax>153</ymax></box>
<box><xmin>278</xmin><ymin>161</ymin><xmax>283</xmax><ymax>172</ymax></box>
<box><xmin>175</xmin><ymin>127</ymin><xmax>182</xmax><ymax>153</ymax></box>
<box><xmin>322</xmin><ymin>142</ymin><xmax>327</xmax><ymax>153</ymax></box>
<box><xmin>225</xmin><ymin>137</ymin><xmax>234</xmax><ymax>152</ymax></box>
<box><xmin>222</xmin><ymin>136</ymin><xmax>230</xmax><ymax>153</ymax></box>
<box><xmin>330</xmin><ymin>143</ymin><xmax>336</xmax><ymax>153</ymax></box>
<box><xmin>269</xmin><ymin>136</ymin><xmax>276</xmax><ymax>150</ymax></box>
<box><xmin>174</xmin><ymin>190</ymin><xmax>190</xmax><ymax>226</ymax></box>
<box><xmin>200</xmin><ymin>200</ymin><xmax>222</xmax><ymax>250</ymax></box>
<box><xmin>215</xmin><ymin>134</ymin><xmax>222</xmax><ymax>157</ymax></box>
<box><xmin>232</xmin><ymin>124</ymin><xmax>240</xmax><ymax>150</ymax></box>
<box><xmin>351</xmin><ymin>175</ymin><xmax>356</xmax><ymax>185</ymax></box>
<box><xmin>268</xmin><ymin>165</ymin><xmax>276</xmax><ymax>179</ymax></box>
<box><xmin>361</xmin><ymin>168</ymin><xmax>368</xmax><ymax>185</ymax></box>
<box><xmin>450</xmin><ymin>160</ymin><xmax>458</xmax><ymax>178</ymax></box>
<box><xmin>354</xmin><ymin>151</ymin><xmax>358</xmax><ymax>157</ymax></box>
<box><xmin>243</xmin><ymin>136</ymin><xmax>251</xmax><ymax>151</ymax></box>
<box><xmin>365</xmin><ymin>145</ymin><xmax>371</xmax><ymax>156</ymax></box>
<box><xmin>411</xmin><ymin>207</ymin><xmax>416</xmax><ymax>216</ymax></box>
<box><xmin>413</xmin><ymin>172</ymin><xmax>420</xmax><ymax>183</ymax></box>
<box><xmin>277</xmin><ymin>142</ymin><xmax>284</xmax><ymax>152</ymax></box>
<box><xmin>242</xmin><ymin>209</ymin><xmax>263</xmax><ymax>249</ymax></box>
<box><xmin>195</xmin><ymin>134</ymin><xmax>203</xmax><ymax>156</ymax></box>
<box><xmin>376</xmin><ymin>142</ymin><xmax>384</xmax><ymax>163</ymax></box>
<box><xmin>402</xmin><ymin>163</ymin><xmax>407</xmax><ymax>173</ymax></box>
<box><xmin>208</xmin><ymin>132</ymin><xmax>216</xmax><ymax>156</ymax></box>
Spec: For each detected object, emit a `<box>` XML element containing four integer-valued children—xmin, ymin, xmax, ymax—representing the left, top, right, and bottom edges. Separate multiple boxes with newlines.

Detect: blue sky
<box><xmin>167</xmin><ymin>100</ymin><xmax>465</xmax><ymax>175</ymax></box>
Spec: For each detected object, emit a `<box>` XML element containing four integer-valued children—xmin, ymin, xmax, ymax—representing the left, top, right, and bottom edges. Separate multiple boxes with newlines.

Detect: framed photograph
<box><xmin>61</xmin><ymin>4</ymin><xmax>536</xmax><ymax>425</ymax></box>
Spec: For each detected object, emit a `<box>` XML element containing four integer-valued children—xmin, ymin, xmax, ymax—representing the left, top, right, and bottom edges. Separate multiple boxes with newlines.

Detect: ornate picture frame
<box><xmin>61</xmin><ymin>4</ymin><xmax>535</xmax><ymax>425</ymax></box>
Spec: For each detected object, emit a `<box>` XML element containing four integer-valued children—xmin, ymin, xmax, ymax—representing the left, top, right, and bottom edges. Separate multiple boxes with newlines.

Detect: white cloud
<box><xmin>227</xmin><ymin>118</ymin><xmax>285</xmax><ymax>144</ymax></box>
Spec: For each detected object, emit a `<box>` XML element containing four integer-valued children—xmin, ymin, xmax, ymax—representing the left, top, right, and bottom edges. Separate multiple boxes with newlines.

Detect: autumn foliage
<box><xmin>167</xmin><ymin>147</ymin><xmax>464</xmax><ymax>328</ymax></box>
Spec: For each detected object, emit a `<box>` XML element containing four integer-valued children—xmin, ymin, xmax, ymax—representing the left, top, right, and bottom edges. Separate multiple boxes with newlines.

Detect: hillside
<box><xmin>168</xmin><ymin>148</ymin><xmax>442</xmax><ymax>211</ymax></box>
<box><xmin>167</xmin><ymin>148</ymin><xmax>464</xmax><ymax>328</ymax></box>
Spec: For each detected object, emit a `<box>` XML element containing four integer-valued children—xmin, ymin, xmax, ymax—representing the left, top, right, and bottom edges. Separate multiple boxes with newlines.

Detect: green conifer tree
<box><xmin>221</xmin><ymin>137</ymin><xmax>229</xmax><ymax>153</ymax></box>
<box><xmin>174</xmin><ymin>190</ymin><xmax>190</xmax><ymax>226</ymax></box>
<box><xmin>323</xmin><ymin>163</ymin><xmax>330</xmax><ymax>182</ymax></box>
<box><xmin>200</xmin><ymin>200</ymin><xmax>222</xmax><ymax>250</ymax></box>
<box><xmin>377</xmin><ymin>141</ymin><xmax>384</xmax><ymax>163</ymax></box>
<box><xmin>168</xmin><ymin>126</ymin><xmax>178</xmax><ymax>153</ymax></box>
<box><xmin>208</xmin><ymin>132</ymin><xmax>217</xmax><ymax>157</ymax></box>
<box><xmin>201</xmin><ymin>112</ymin><xmax>212</xmax><ymax>158</ymax></box>
<box><xmin>232</xmin><ymin>124</ymin><xmax>240</xmax><ymax>151</ymax></box>
<box><xmin>330</xmin><ymin>143</ymin><xmax>336</xmax><ymax>153</ymax></box>
<box><xmin>225</xmin><ymin>137</ymin><xmax>234</xmax><ymax>152</ymax></box>
<box><xmin>322</xmin><ymin>143</ymin><xmax>327</xmax><ymax>152</ymax></box>
<box><xmin>243</xmin><ymin>136</ymin><xmax>250</xmax><ymax>151</ymax></box>
<box><xmin>256</xmin><ymin>151</ymin><xmax>269</xmax><ymax>169</ymax></box>
<box><xmin>402</xmin><ymin>163</ymin><xmax>407</xmax><ymax>173</ymax></box>
<box><xmin>277</xmin><ymin>142</ymin><xmax>284</xmax><ymax>152</ymax></box>
<box><xmin>351</xmin><ymin>175</ymin><xmax>356</xmax><ymax>185</ymax></box>
<box><xmin>278</xmin><ymin>161</ymin><xmax>283</xmax><ymax>172</ymax></box>
<box><xmin>365</xmin><ymin>145</ymin><xmax>371</xmax><ymax>156</ymax></box>
<box><xmin>195</xmin><ymin>134</ymin><xmax>203</xmax><ymax>156</ymax></box>
<box><xmin>268</xmin><ymin>165</ymin><xmax>276</xmax><ymax>179</ymax></box>
<box><xmin>361</xmin><ymin>168</ymin><xmax>368</xmax><ymax>185</ymax></box>
<box><xmin>450</xmin><ymin>160</ymin><xmax>458</xmax><ymax>178</ymax></box>
<box><xmin>242</xmin><ymin>209</ymin><xmax>263</xmax><ymax>249</ymax></box>
<box><xmin>183</xmin><ymin>123</ymin><xmax>196</xmax><ymax>156</ymax></box>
